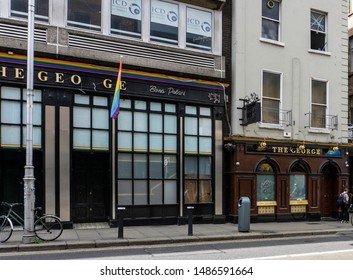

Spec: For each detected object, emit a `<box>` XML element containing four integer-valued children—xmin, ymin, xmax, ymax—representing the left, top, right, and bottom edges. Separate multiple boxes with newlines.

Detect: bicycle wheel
<box><xmin>34</xmin><ymin>215</ymin><xmax>63</xmax><ymax>241</ymax></box>
<box><xmin>0</xmin><ymin>215</ymin><xmax>13</xmax><ymax>243</ymax></box>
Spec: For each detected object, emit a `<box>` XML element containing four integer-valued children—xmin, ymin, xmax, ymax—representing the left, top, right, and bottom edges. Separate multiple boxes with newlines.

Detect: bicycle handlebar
<box><xmin>1</xmin><ymin>202</ymin><xmax>23</xmax><ymax>207</ymax></box>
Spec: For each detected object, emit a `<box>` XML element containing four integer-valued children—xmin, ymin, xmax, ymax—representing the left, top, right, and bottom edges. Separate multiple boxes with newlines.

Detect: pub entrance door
<box><xmin>321</xmin><ymin>164</ymin><xmax>339</xmax><ymax>218</ymax></box>
<box><xmin>72</xmin><ymin>152</ymin><xmax>110</xmax><ymax>223</ymax></box>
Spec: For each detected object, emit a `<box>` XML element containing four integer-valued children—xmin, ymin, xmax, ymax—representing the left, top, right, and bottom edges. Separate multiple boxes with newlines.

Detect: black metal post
<box><xmin>117</xmin><ymin>207</ymin><xmax>125</xmax><ymax>239</ymax></box>
<box><xmin>187</xmin><ymin>206</ymin><xmax>194</xmax><ymax>236</ymax></box>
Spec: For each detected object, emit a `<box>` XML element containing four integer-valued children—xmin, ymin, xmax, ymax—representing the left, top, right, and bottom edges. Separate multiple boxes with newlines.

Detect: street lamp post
<box><xmin>22</xmin><ymin>0</ymin><xmax>36</xmax><ymax>244</ymax></box>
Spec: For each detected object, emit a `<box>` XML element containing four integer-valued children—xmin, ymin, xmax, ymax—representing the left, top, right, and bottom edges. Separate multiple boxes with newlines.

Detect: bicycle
<box><xmin>0</xmin><ymin>202</ymin><xmax>63</xmax><ymax>243</ymax></box>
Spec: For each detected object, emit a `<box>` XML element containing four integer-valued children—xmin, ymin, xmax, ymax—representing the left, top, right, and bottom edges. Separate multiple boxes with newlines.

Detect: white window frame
<box><xmin>64</xmin><ymin>0</ymin><xmax>218</xmax><ymax>53</ymax></box>
<box><xmin>8</xmin><ymin>0</ymin><xmax>49</xmax><ymax>22</ymax></box>
<box><xmin>310</xmin><ymin>10</ymin><xmax>327</xmax><ymax>53</ymax></box>
<box><xmin>259</xmin><ymin>69</ymin><xmax>284</xmax><ymax>129</ymax></box>
<box><xmin>309</xmin><ymin>78</ymin><xmax>330</xmax><ymax>133</ymax></box>
<box><xmin>261</xmin><ymin>0</ymin><xmax>281</xmax><ymax>44</ymax></box>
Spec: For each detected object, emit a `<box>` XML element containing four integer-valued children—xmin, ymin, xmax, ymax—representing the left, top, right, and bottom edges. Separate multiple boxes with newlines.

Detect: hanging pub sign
<box><xmin>238</xmin><ymin>92</ymin><xmax>261</xmax><ymax>125</ymax></box>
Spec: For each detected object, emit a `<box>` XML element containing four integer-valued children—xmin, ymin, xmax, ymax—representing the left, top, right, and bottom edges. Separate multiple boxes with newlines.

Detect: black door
<box><xmin>0</xmin><ymin>149</ymin><xmax>43</xmax><ymax>206</ymax></box>
<box><xmin>72</xmin><ymin>152</ymin><xmax>110</xmax><ymax>223</ymax></box>
<box><xmin>321</xmin><ymin>164</ymin><xmax>339</xmax><ymax>217</ymax></box>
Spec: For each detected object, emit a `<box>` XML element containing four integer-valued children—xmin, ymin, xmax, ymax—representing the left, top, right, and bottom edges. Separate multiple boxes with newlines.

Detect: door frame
<box><xmin>320</xmin><ymin>162</ymin><xmax>340</xmax><ymax>218</ymax></box>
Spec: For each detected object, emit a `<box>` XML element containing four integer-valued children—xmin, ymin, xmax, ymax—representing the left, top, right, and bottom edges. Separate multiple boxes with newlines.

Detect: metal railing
<box><xmin>305</xmin><ymin>112</ymin><xmax>338</xmax><ymax>130</ymax></box>
<box><xmin>262</xmin><ymin>107</ymin><xmax>292</xmax><ymax>126</ymax></box>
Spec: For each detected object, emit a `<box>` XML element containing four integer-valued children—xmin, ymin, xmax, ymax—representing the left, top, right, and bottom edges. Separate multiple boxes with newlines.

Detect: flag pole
<box><xmin>22</xmin><ymin>0</ymin><xmax>36</xmax><ymax>244</ymax></box>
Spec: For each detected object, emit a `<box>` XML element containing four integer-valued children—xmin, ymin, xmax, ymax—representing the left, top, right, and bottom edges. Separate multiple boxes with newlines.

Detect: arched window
<box><xmin>256</xmin><ymin>162</ymin><xmax>275</xmax><ymax>202</ymax></box>
<box><xmin>289</xmin><ymin>162</ymin><xmax>307</xmax><ymax>201</ymax></box>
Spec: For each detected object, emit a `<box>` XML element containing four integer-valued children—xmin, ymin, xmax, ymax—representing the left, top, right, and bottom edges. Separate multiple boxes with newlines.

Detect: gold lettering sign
<box><xmin>38</xmin><ymin>71</ymin><xmax>48</xmax><ymax>81</ymax></box>
<box><xmin>0</xmin><ymin>66</ymin><xmax>7</xmax><ymax>77</ymax></box>
<box><xmin>15</xmin><ymin>68</ymin><xmax>24</xmax><ymax>79</ymax></box>
<box><xmin>271</xmin><ymin>146</ymin><xmax>322</xmax><ymax>155</ymax></box>
<box><xmin>0</xmin><ymin>64</ymin><xmax>130</xmax><ymax>92</ymax></box>
<box><xmin>103</xmin><ymin>79</ymin><xmax>112</xmax><ymax>89</ymax></box>
<box><xmin>70</xmin><ymin>74</ymin><xmax>81</xmax><ymax>85</ymax></box>
<box><xmin>55</xmin><ymin>73</ymin><xmax>64</xmax><ymax>83</ymax></box>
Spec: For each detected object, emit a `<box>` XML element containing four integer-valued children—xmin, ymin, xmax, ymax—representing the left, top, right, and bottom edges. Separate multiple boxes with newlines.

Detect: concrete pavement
<box><xmin>0</xmin><ymin>220</ymin><xmax>352</xmax><ymax>253</ymax></box>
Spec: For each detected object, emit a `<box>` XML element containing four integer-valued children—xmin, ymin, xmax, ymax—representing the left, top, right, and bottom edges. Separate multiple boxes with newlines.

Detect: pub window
<box><xmin>186</xmin><ymin>7</ymin><xmax>212</xmax><ymax>51</ymax></box>
<box><xmin>67</xmin><ymin>0</ymin><xmax>101</xmax><ymax>31</ymax></box>
<box><xmin>11</xmin><ymin>0</ymin><xmax>49</xmax><ymax>22</ymax></box>
<box><xmin>290</xmin><ymin>175</ymin><xmax>306</xmax><ymax>201</ymax></box>
<box><xmin>256</xmin><ymin>162</ymin><xmax>275</xmax><ymax>202</ymax></box>
<box><xmin>310</xmin><ymin>10</ymin><xmax>327</xmax><ymax>51</ymax></box>
<box><xmin>262</xmin><ymin>70</ymin><xmax>281</xmax><ymax>124</ymax></box>
<box><xmin>184</xmin><ymin>105</ymin><xmax>213</xmax><ymax>204</ymax></box>
<box><xmin>0</xmin><ymin>87</ymin><xmax>42</xmax><ymax>148</ymax></box>
<box><xmin>311</xmin><ymin>79</ymin><xmax>327</xmax><ymax>128</ymax></box>
<box><xmin>117</xmin><ymin>100</ymin><xmax>178</xmax><ymax>206</ymax></box>
<box><xmin>289</xmin><ymin>162</ymin><xmax>307</xmax><ymax>201</ymax></box>
<box><xmin>150</xmin><ymin>0</ymin><xmax>179</xmax><ymax>45</ymax></box>
<box><xmin>111</xmin><ymin>0</ymin><xmax>142</xmax><ymax>38</ymax></box>
<box><xmin>261</xmin><ymin>0</ymin><xmax>280</xmax><ymax>41</ymax></box>
<box><xmin>73</xmin><ymin>94</ymin><xmax>109</xmax><ymax>150</ymax></box>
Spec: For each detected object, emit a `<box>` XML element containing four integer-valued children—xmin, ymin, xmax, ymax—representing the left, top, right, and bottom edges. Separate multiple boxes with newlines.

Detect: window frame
<box><xmin>310</xmin><ymin>10</ymin><xmax>327</xmax><ymax>52</ymax></box>
<box><xmin>10</xmin><ymin>0</ymin><xmax>49</xmax><ymax>22</ymax></box>
<box><xmin>310</xmin><ymin>78</ymin><xmax>328</xmax><ymax>130</ymax></box>
<box><xmin>62</xmin><ymin>0</ymin><xmax>218</xmax><ymax>53</ymax></box>
<box><xmin>260</xmin><ymin>69</ymin><xmax>283</xmax><ymax>128</ymax></box>
<box><xmin>0</xmin><ymin>86</ymin><xmax>42</xmax><ymax>149</ymax></box>
<box><xmin>183</xmin><ymin>105</ymin><xmax>214</xmax><ymax>204</ymax></box>
<box><xmin>261</xmin><ymin>0</ymin><xmax>281</xmax><ymax>43</ymax></box>
<box><xmin>116</xmin><ymin>99</ymin><xmax>179</xmax><ymax>206</ymax></box>
<box><xmin>67</xmin><ymin>0</ymin><xmax>102</xmax><ymax>31</ymax></box>
<box><xmin>110</xmin><ymin>0</ymin><xmax>142</xmax><ymax>38</ymax></box>
<box><xmin>73</xmin><ymin>94</ymin><xmax>110</xmax><ymax>151</ymax></box>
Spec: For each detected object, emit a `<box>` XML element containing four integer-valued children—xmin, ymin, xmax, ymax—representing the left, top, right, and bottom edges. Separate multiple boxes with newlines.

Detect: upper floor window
<box><xmin>111</xmin><ymin>0</ymin><xmax>142</xmax><ymax>38</ymax></box>
<box><xmin>310</xmin><ymin>79</ymin><xmax>327</xmax><ymax>128</ymax></box>
<box><xmin>67</xmin><ymin>0</ymin><xmax>216</xmax><ymax>53</ymax></box>
<box><xmin>67</xmin><ymin>0</ymin><xmax>101</xmax><ymax>31</ymax></box>
<box><xmin>11</xmin><ymin>0</ymin><xmax>48</xmax><ymax>22</ymax></box>
<box><xmin>261</xmin><ymin>0</ymin><xmax>280</xmax><ymax>41</ymax></box>
<box><xmin>186</xmin><ymin>7</ymin><xmax>212</xmax><ymax>51</ymax></box>
<box><xmin>150</xmin><ymin>0</ymin><xmax>179</xmax><ymax>45</ymax></box>
<box><xmin>350</xmin><ymin>0</ymin><xmax>353</xmax><ymax>14</ymax></box>
<box><xmin>262</xmin><ymin>70</ymin><xmax>281</xmax><ymax>124</ymax></box>
<box><xmin>310</xmin><ymin>10</ymin><xmax>327</xmax><ymax>51</ymax></box>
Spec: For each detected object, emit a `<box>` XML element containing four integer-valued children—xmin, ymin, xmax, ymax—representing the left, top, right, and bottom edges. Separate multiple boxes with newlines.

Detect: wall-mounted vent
<box><xmin>68</xmin><ymin>34</ymin><xmax>216</xmax><ymax>69</ymax></box>
<box><xmin>0</xmin><ymin>23</ymin><xmax>47</xmax><ymax>43</ymax></box>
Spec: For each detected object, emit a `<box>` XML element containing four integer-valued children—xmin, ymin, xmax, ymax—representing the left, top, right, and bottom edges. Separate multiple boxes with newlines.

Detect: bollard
<box><xmin>187</xmin><ymin>206</ymin><xmax>194</xmax><ymax>236</ymax></box>
<box><xmin>117</xmin><ymin>207</ymin><xmax>126</xmax><ymax>239</ymax></box>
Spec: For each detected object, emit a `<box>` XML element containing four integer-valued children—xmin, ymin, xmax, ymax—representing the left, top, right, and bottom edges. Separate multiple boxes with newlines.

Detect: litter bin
<box><xmin>238</xmin><ymin>197</ymin><xmax>250</xmax><ymax>232</ymax></box>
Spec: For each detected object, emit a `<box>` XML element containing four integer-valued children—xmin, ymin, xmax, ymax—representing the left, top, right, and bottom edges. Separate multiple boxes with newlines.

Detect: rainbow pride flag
<box><xmin>110</xmin><ymin>56</ymin><xmax>123</xmax><ymax>119</ymax></box>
